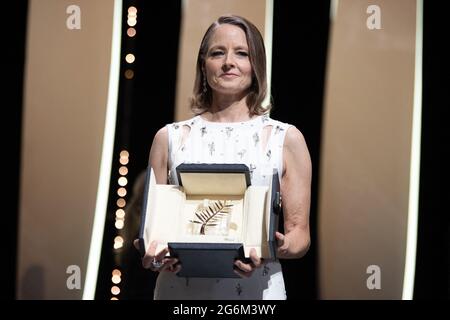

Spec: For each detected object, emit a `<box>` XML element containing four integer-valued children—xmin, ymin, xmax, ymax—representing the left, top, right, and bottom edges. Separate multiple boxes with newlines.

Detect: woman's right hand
<box><xmin>133</xmin><ymin>239</ymin><xmax>181</xmax><ymax>273</ymax></box>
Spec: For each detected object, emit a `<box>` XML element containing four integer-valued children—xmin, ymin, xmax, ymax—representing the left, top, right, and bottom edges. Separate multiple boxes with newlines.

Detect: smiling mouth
<box><xmin>221</xmin><ymin>73</ymin><xmax>239</xmax><ymax>77</ymax></box>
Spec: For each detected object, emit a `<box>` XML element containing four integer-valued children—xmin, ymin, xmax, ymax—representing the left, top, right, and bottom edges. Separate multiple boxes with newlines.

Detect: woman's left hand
<box><xmin>275</xmin><ymin>231</ymin><xmax>290</xmax><ymax>258</ymax></box>
<box><xmin>275</xmin><ymin>230</ymin><xmax>310</xmax><ymax>259</ymax></box>
<box><xmin>234</xmin><ymin>248</ymin><xmax>264</xmax><ymax>278</ymax></box>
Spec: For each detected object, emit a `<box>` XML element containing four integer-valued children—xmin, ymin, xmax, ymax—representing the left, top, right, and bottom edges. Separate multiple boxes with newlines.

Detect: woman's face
<box><xmin>204</xmin><ymin>24</ymin><xmax>253</xmax><ymax>96</ymax></box>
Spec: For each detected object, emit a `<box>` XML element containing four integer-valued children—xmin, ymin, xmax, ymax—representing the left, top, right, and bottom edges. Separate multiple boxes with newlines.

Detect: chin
<box><xmin>215</xmin><ymin>88</ymin><xmax>245</xmax><ymax>95</ymax></box>
<box><xmin>214</xmin><ymin>84</ymin><xmax>251</xmax><ymax>95</ymax></box>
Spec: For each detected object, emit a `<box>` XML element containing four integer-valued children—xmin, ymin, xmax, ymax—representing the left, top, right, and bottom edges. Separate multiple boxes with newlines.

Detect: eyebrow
<box><xmin>208</xmin><ymin>45</ymin><xmax>249</xmax><ymax>51</ymax></box>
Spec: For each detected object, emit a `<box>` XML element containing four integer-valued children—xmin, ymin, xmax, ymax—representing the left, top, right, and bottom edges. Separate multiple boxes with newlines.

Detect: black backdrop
<box><xmin>6</xmin><ymin>0</ymin><xmax>449</xmax><ymax>300</ymax></box>
<box><xmin>270</xmin><ymin>1</ymin><xmax>330</xmax><ymax>300</ymax></box>
<box><xmin>95</xmin><ymin>0</ymin><xmax>182</xmax><ymax>300</ymax></box>
<box><xmin>5</xmin><ymin>0</ymin><xmax>28</xmax><ymax>301</ymax></box>
<box><xmin>414</xmin><ymin>0</ymin><xmax>449</xmax><ymax>299</ymax></box>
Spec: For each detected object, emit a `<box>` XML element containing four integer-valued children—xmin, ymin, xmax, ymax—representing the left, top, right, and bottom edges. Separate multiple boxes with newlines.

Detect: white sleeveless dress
<box><xmin>154</xmin><ymin>114</ymin><xmax>292</xmax><ymax>300</ymax></box>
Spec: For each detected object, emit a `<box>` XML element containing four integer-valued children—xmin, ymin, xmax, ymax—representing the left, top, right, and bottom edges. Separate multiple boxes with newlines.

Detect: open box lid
<box><xmin>176</xmin><ymin>163</ymin><xmax>251</xmax><ymax>196</ymax></box>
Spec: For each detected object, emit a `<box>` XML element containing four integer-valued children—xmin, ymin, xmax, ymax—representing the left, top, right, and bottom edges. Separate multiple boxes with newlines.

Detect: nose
<box><xmin>222</xmin><ymin>53</ymin><xmax>235</xmax><ymax>70</ymax></box>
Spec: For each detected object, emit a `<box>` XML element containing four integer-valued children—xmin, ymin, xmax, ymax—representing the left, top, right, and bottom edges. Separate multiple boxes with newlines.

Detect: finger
<box><xmin>276</xmin><ymin>232</ymin><xmax>289</xmax><ymax>251</ymax></box>
<box><xmin>162</xmin><ymin>257</ymin><xmax>178</xmax><ymax>265</ymax></box>
<box><xmin>172</xmin><ymin>263</ymin><xmax>182</xmax><ymax>274</ymax></box>
<box><xmin>275</xmin><ymin>232</ymin><xmax>285</xmax><ymax>247</ymax></box>
<box><xmin>133</xmin><ymin>239</ymin><xmax>139</xmax><ymax>250</ymax></box>
<box><xmin>142</xmin><ymin>241</ymin><xmax>159</xmax><ymax>268</ymax></box>
<box><xmin>155</xmin><ymin>247</ymin><xmax>170</xmax><ymax>261</ymax></box>
<box><xmin>233</xmin><ymin>267</ymin><xmax>253</xmax><ymax>278</ymax></box>
<box><xmin>249</xmin><ymin>248</ymin><xmax>262</xmax><ymax>268</ymax></box>
<box><xmin>146</xmin><ymin>240</ymin><xmax>158</xmax><ymax>256</ymax></box>
<box><xmin>142</xmin><ymin>256</ymin><xmax>154</xmax><ymax>269</ymax></box>
<box><xmin>234</xmin><ymin>259</ymin><xmax>253</xmax><ymax>273</ymax></box>
<box><xmin>159</xmin><ymin>258</ymin><xmax>178</xmax><ymax>272</ymax></box>
<box><xmin>164</xmin><ymin>262</ymin><xmax>182</xmax><ymax>274</ymax></box>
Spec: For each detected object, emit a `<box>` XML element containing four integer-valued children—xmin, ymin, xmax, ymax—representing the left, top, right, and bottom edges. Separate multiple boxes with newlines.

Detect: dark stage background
<box><xmin>95</xmin><ymin>0</ymin><xmax>330</xmax><ymax>300</ymax></box>
<box><xmin>5</xmin><ymin>0</ymin><xmax>449</xmax><ymax>300</ymax></box>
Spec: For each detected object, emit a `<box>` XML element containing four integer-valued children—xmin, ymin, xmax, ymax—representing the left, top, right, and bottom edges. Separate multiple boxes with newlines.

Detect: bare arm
<box><xmin>234</xmin><ymin>126</ymin><xmax>312</xmax><ymax>276</ymax></box>
<box><xmin>148</xmin><ymin>126</ymin><xmax>169</xmax><ymax>184</ymax></box>
<box><xmin>277</xmin><ymin>126</ymin><xmax>312</xmax><ymax>259</ymax></box>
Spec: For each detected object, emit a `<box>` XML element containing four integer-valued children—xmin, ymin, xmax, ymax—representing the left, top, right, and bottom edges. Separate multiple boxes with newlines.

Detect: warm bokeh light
<box><xmin>111</xmin><ymin>286</ymin><xmax>120</xmax><ymax>295</ymax></box>
<box><xmin>127</xmin><ymin>6</ymin><xmax>137</xmax><ymax>28</ymax></box>
<box><xmin>114</xmin><ymin>236</ymin><xmax>123</xmax><ymax>249</ymax></box>
<box><xmin>119</xmin><ymin>166</ymin><xmax>128</xmax><ymax>176</ymax></box>
<box><xmin>117</xmin><ymin>187</ymin><xmax>127</xmax><ymax>197</ymax></box>
<box><xmin>120</xmin><ymin>150</ymin><xmax>129</xmax><ymax>159</ymax></box>
<box><xmin>116</xmin><ymin>198</ymin><xmax>126</xmax><ymax>208</ymax></box>
<box><xmin>115</xmin><ymin>209</ymin><xmax>125</xmax><ymax>219</ymax></box>
<box><xmin>111</xmin><ymin>297</ymin><xmax>119</xmax><ymax>300</ymax></box>
<box><xmin>124</xmin><ymin>69</ymin><xmax>134</xmax><ymax>80</ymax></box>
<box><xmin>112</xmin><ymin>275</ymin><xmax>121</xmax><ymax>284</ymax></box>
<box><xmin>119</xmin><ymin>157</ymin><xmax>130</xmax><ymax>165</ymax></box>
<box><xmin>112</xmin><ymin>269</ymin><xmax>122</xmax><ymax>277</ymax></box>
<box><xmin>118</xmin><ymin>177</ymin><xmax>128</xmax><ymax>186</ymax></box>
<box><xmin>127</xmin><ymin>27</ymin><xmax>136</xmax><ymax>37</ymax></box>
<box><xmin>125</xmin><ymin>54</ymin><xmax>135</xmax><ymax>64</ymax></box>
<box><xmin>115</xmin><ymin>220</ymin><xmax>124</xmax><ymax>229</ymax></box>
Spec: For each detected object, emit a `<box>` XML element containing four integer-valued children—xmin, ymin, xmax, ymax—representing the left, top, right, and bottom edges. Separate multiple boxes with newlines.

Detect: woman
<box><xmin>136</xmin><ymin>14</ymin><xmax>311</xmax><ymax>300</ymax></box>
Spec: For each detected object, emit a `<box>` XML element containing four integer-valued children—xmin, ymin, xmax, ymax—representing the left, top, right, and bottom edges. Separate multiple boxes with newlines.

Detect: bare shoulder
<box><xmin>284</xmin><ymin>126</ymin><xmax>308</xmax><ymax>151</ymax></box>
<box><xmin>283</xmin><ymin>126</ymin><xmax>312</xmax><ymax>175</ymax></box>
<box><xmin>153</xmin><ymin>126</ymin><xmax>168</xmax><ymax>146</ymax></box>
<box><xmin>149</xmin><ymin>126</ymin><xmax>168</xmax><ymax>163</ymax></box>
<box><xmin>149</xmin><ymin>126</ymin><xmax>169</xmax><ymax>183</ymax></box>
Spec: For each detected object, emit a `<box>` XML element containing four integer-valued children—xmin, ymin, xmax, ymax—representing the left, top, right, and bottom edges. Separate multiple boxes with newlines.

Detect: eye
<box><xmin>210</xmin><ymin>50</ymin><xmax>224</xmax><ymax>57</ymax></box>
<box><xmin>237</xmin><ymin>51</ymin><xmax>249</xmax><ymax>57</ymax></box>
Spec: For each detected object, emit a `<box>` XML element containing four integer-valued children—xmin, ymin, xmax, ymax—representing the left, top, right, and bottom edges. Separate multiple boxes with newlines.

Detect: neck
<box><xmin>206</xmin><ymin>93</ymin><xmax>252</xmax><ymax>122</ymax></box>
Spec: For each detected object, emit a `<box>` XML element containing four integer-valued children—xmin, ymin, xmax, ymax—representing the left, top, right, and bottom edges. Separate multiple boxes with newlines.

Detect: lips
<box><xmin>220</xmin><ymin>73</ymin><xmax>239</xmax><ymax>77</ymax></box>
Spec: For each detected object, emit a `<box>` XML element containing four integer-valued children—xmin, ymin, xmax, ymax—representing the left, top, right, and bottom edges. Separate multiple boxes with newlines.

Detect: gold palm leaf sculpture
<box><xmin>189</xmin><ymin>200</ymin><xmax>233</xmax><ymax>235</ymax></box>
